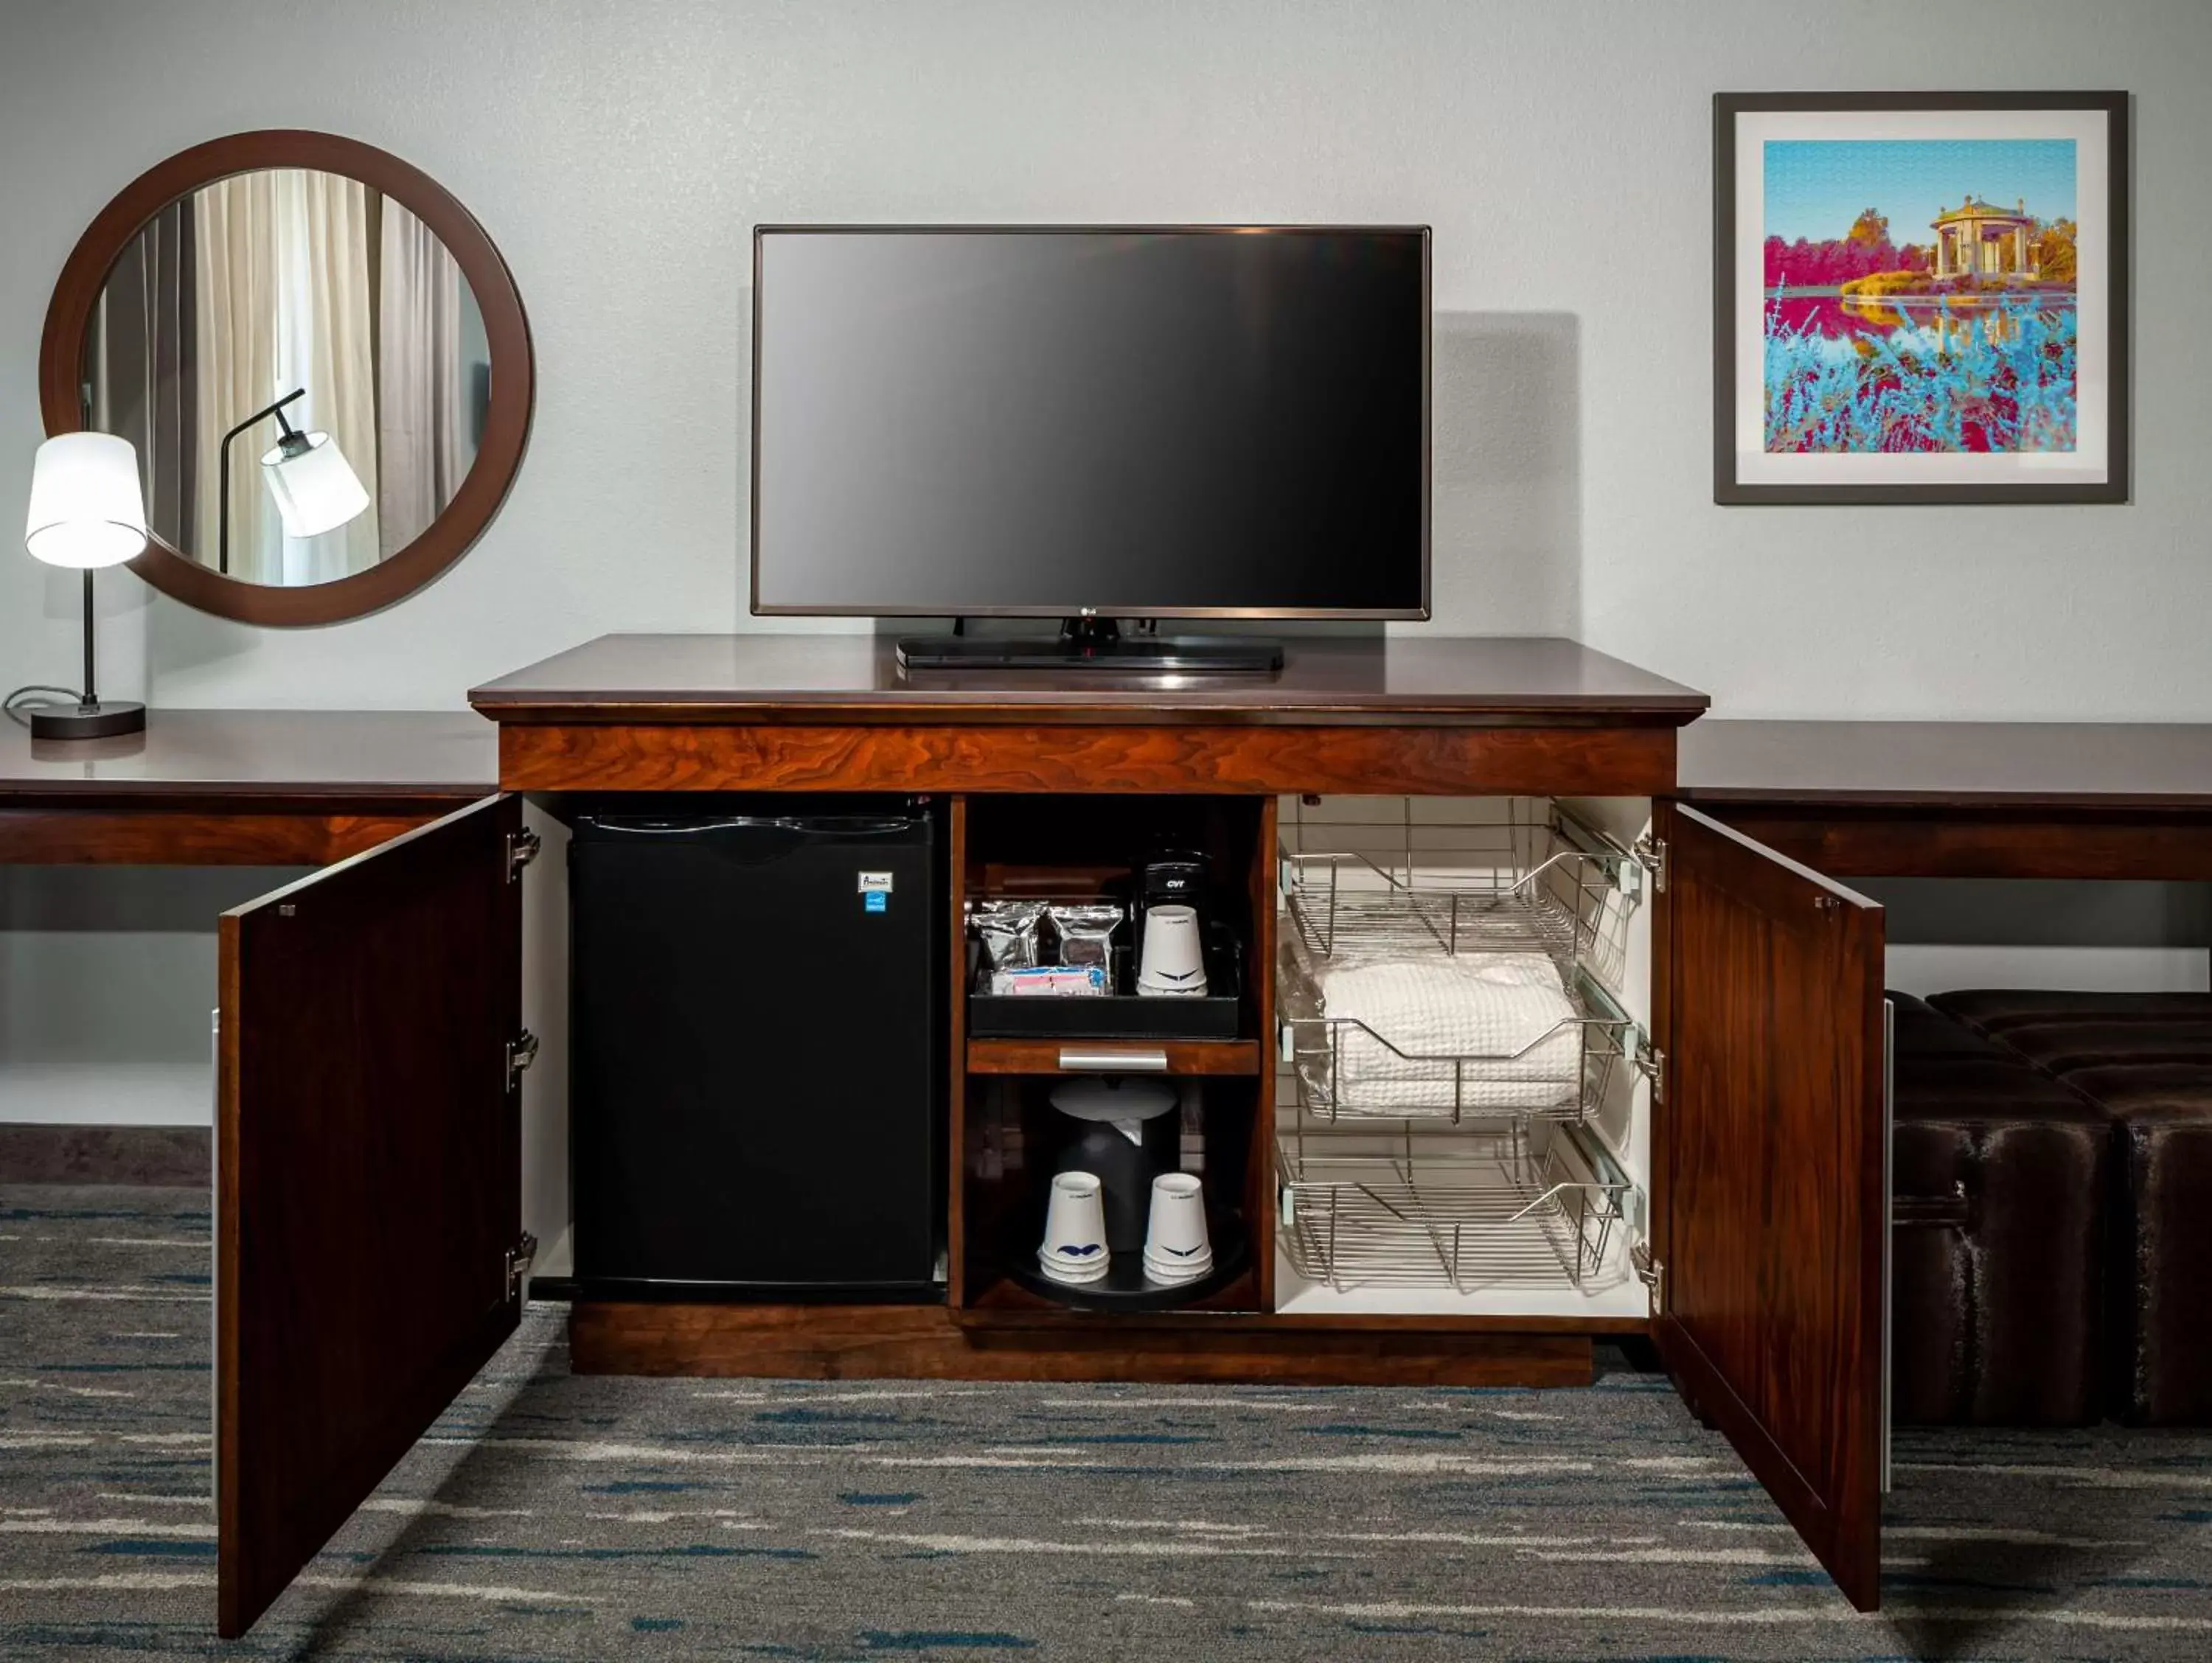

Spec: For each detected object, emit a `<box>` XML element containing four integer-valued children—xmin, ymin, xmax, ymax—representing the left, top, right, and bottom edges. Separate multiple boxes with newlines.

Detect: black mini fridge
<box><xmin>568</xmin><ymin>799</ymin><xmax>942</xmax><ymax>1297</ymax></box>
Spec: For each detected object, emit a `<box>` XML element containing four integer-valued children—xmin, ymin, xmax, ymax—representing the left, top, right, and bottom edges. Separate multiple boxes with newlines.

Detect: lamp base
<box><xmin>29</xmin><ymin>700</ymin><xmax>146</xmax><ymax>740</ymax></box>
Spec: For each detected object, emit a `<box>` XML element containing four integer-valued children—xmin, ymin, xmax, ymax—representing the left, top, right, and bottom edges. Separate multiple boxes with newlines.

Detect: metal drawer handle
<box><xmin>1057</xmin><ymin>1046</ymin><xmax>1169</xmax><ymax>1073</ymax></box>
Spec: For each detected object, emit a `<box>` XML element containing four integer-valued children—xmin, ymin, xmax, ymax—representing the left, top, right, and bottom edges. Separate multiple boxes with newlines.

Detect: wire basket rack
<box><xmin>1279</xmin><ymin>798</ymin><xmax>1636</xmax><ymax>986</ymax></box>
<box><xmin>1279</xmin><ymin>955</ymin><xmax>1636</xmax><ymax>1126</ymax></box>
<box><xmin>1277</xmin><ymin>801</ymin><xmax>1645</xmax><ymax>1125</ymax></box>
<box><xmin>1277</xmin><ymin>1120</ymin><xmax>1633</xmax><ymax>1294</ymax></box>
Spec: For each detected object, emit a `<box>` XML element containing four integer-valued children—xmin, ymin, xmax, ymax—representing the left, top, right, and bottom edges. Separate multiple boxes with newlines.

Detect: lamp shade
<box><xmin>260</xmin><ymin>430</ymin><xmax>370</xmax><ymax>540</ymax></box>
<box><xmin>24</xmin><ymin>433</ymin><xmax>148</xmax><ymax>568</ymax></box>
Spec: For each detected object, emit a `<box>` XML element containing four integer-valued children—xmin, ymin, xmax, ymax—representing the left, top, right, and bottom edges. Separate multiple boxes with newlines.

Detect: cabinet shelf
<box><xmin>951</xmin><ymin>791</ymin><xmax>1280</xmax><ymax>1317</ymax></box>
<box><xmin>965</xmin><ymin>1038</ymin><xmax>1262</xmax><ymax>1076</ymax></box>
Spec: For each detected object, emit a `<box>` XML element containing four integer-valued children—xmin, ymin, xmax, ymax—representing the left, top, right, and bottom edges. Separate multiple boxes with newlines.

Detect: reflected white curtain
<box><xmin>376</xmin><ymin>198</ymin><xmax>465</xmax><ymax>554</ymax></box>
<box><xmin>193</xmin><ymin>170</ymin><xmax>381</xmax><ymax>585</ymax></box>
<box><xmin>90</xmin><ymin>200</ymin><xmax>197</xmax><ymax>554</ymax></box>
<box><xmin>192</xmin><ymin>172</ymin><xmax>282</xmax><ymax>579</ymax></box>
<box><xmin>274</xmin><ymin>170</ymin><xmax>380</xmax><ymax>582</ymax></box>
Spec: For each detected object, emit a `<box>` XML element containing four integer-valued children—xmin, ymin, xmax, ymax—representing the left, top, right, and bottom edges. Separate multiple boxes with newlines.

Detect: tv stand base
<box><xmin>897</xmin><ymin>617</ymin><xmax>1284</xmax><ymax>674</ymax></box>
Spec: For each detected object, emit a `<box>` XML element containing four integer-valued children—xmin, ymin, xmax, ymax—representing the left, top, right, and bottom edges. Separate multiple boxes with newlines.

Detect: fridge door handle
<box><xmin>576</xmin><ymin>815</ymin><xmax>922</xmax><ymax>863</ymax></box>
<box><xmin>582</xmin><ymin>815</ymin><xmax>917</xmax><ymax>838</ymax></box>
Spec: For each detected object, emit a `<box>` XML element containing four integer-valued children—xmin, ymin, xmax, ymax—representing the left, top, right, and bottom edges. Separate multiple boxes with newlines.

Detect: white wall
<box><xmin>0</xmin><ymin>865</ymin><xmax>306</xmax><ymax>1126</ymax></box>
<box><xmin>1865</xmin><ymin>876</ymin><xmax>2212</xmax><ymax>996</ymax></box>
<box><xmin>2</xmin><ymin>0</ymin><xmax>2208</xmax><ymax>717</ymax></box>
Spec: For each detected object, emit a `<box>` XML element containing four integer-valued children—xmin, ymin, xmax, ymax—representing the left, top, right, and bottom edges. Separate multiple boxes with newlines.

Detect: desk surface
<box><xmin>470</xmin><ymin>634</ymin><xmax>1711</xmax><ymax>725</ymax></box>
<box><xmin>14</xmin><ymin>705</ymin><xmax>2203</xmax><ymax>810</ymax></box>
<box><xmin>0</xmin><ymin>710</ymin><xmax>496</xmax><ymax>802</ymax></box>
<box><xmin>1679</xmin><ymin>719</ymin><xmax>2212</xmax><ymax>812</ymax></box>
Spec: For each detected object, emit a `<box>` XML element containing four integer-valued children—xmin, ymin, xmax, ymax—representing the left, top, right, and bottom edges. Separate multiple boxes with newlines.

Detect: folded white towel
<box><xmin>1314</xmin><ymin>952</ymin><xmax>1581</xmax><ymax>1112</ymax></box>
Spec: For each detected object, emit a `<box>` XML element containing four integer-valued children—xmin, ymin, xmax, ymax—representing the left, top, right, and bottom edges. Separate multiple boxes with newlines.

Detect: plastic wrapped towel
<box><xmin>1315</xmin><ymin>952</ymin><xmax>1582</xmax><ymax>1112</ymax></box>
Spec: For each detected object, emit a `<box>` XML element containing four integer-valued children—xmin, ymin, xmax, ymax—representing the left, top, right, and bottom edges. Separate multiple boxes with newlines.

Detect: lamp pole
<box><xmin>218</xmin><ymin>387</ymin><xmax>309</xmax><ymax>576</ymax></box>
<box><xmin>81</xmin><ymin>569</ymin><xmax>97</xmax><ymax>711</ymax></box>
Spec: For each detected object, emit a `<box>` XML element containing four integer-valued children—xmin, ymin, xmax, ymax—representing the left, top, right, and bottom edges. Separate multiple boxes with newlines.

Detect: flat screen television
<box><xmin>751</xmin><ymin>226</ymin><xmax>1430</xmax><ymax>671</ymax></box>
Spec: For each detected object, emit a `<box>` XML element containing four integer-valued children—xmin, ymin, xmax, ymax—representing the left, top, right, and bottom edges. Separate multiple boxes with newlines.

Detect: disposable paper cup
<box><xmin>1144</xmin><ymin>1253</ymin><xmax>1211</xmax><ymax>1286</ymax></box>
<box><xmin>1138</xmin><ymin>904</ymin><xmax>1208</xmax><ymax>997</ymax></box>
<box><xmin>1039</xmin><ymin>1171</ymin><xmax>1110</xmax><ymax>1284</ymax></box>
<box><xmin>1142</xmin><ymin>1172</ymin><xmax>1212</xmax><ymax>1283</ymax></box>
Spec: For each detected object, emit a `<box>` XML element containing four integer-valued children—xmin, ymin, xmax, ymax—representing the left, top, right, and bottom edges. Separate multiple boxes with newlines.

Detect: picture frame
<box><xmin>1714</xmin><ymin>91</ymin><xmax>2130</xmax><ymax>505</ymax></box>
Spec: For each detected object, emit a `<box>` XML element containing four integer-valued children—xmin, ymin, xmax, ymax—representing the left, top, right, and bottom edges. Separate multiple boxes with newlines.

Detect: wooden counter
<box><xmin>1680</xmin><ymin>719</ymin><xmax>2212</xmax><ymax>879</ymax></box>
<box><xmin>472</xmin><ymin>632</ymin><xmax>1708</xmax><ymax>796</ymax></box>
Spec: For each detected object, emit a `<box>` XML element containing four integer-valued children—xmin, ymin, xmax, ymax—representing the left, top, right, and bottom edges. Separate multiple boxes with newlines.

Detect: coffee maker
<box><xmin>1138</xmin><ymin>848</ymin><xmax>1208</xmax><ymax>922</ymax></box>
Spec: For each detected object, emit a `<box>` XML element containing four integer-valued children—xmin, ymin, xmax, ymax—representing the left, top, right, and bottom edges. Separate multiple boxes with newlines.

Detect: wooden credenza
<box><xmin>218</xmin><ymin>638</ymin><xmax>1977</xmax><ymax>1632</ymax></box>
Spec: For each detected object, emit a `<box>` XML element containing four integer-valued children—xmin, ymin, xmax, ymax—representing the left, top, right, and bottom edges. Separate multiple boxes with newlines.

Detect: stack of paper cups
<box><xmin>1038</xmin><ymin>1171</ymin><xmax>1110</xmax><ymax>1285</ymax></box>
<box><xmin>1142</xmin><ymin>1173</ymin><xmax>1212</xmax><ymax>1285</ymax></box>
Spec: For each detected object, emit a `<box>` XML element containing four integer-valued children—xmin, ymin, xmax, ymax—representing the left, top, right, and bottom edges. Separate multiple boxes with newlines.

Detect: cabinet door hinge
<box><xmin>1632</xmin><ymin>1242</ymin><xmax>1663</xmax><ymax>1314</ymax></box>
<box><xmin>1635</xmin><ymin>1039</ymin><xmax>1666</xmax><ymax>1104</ymax></box>
<box><xmin>1632</xmin><ymin>833</ymin><xmax>1667</xmax><ymax>893</ymax></box>
<box><xmin>506</xmin><ymin>827</ymin><xmax>541</xmax><ymax>882</ymax></box>
<box><xmin>504</xmin><ymin>1232</ymin><xmax>538</xmax><ymax>1301</ymax></box>
<box><xmin>506</xmin><ymin>1029</ymin><xmax>540</xmax><ymax>1092</ymax></box>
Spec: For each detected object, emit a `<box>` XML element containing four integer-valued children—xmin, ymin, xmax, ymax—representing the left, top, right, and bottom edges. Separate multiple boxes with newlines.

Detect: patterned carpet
<box><xmin>4</xmin><ymin>1185</ymin><xmax>2211</xmax><ymax>1660</ymax></box>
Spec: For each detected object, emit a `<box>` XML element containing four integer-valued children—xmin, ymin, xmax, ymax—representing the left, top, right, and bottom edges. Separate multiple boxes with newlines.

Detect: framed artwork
<box><xmin>1714</xmin><ymin>91</ymin><xmax>2129</xmax><ymax>505</ymax></box>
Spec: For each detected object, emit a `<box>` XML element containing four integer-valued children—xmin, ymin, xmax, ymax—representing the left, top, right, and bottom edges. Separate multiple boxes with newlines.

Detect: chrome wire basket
<box><xmin>1279</xmin><ymin>798</ymin><xmax>1635</xmax><ymax>984</ymax></box>
<box><xmin>1279</xmin><ymin>955</ymin><xmax>1635</xmax><ymax>1126</ymax></box>
<box><xmin>1277</xmin><ymin>801</ymin><xmax>1643</xmax><ymax>1125</ymax></box>
<box><xmin>1277</xmin><ymin>1120</ymin><xmax>1632</xmax><ymax>1293</ymax></box>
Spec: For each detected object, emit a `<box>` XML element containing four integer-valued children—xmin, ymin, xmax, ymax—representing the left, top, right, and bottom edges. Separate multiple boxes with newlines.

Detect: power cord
<box><xmin>4</xmin><ymin>686</ymin><xmax>86</xmax><ymax>728</ymax></box>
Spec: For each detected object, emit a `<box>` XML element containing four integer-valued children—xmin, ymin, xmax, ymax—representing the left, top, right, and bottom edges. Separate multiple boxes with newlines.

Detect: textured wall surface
<box><xmin>1</xmin><ymin>0</ymin><xmax>2208</xmax><ymax>717</ymax></box>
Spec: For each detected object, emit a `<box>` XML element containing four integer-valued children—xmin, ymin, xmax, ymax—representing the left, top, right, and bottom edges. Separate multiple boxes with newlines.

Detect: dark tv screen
<box><xmin>751</xmin><ymin>227</ymin><xmax>1428</xmax><ymax>618</ymax></box>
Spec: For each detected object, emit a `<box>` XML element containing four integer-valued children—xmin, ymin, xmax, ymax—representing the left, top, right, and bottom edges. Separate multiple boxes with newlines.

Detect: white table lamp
<box><xmin>21</xmin><ymin>432</ymin><xmax>149</xmax><ymax>738</ymax></box>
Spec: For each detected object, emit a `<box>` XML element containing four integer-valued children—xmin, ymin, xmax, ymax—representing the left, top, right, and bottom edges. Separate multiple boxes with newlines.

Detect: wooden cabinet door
<box><xmin>216</xmin><ymin>795</ymin><xmax>526</xmax><ymax>1636</ymax></box>
<box><xmin>1655</xmin><ymin>802</ymin><xmax>1888</xmax><ymax>1611</ymax></box>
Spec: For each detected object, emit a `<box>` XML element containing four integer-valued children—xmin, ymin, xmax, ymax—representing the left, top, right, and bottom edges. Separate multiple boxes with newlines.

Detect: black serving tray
<box><xmin>1006</xmin><ymin>1218</ymin><xmax>1251</xmax><ymax>1311</ymax></box>
<box><xmin>967</xmin><ymin>924</ymin><xmax>1246</xmax><ymax>1042</ymax></box>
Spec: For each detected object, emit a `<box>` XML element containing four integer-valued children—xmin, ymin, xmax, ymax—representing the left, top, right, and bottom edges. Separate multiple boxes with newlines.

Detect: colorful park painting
<box><xmin>1762</xmin><ymin>138</ymin><xmax>2079</xmax><ymax>454</ymax></box>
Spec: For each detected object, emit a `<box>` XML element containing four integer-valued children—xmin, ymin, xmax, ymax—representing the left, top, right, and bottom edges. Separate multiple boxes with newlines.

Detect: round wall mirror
<box><xmin>40</xmin><ymin>131</ymin><xmax>532</xmax><ymax>625</ymax></box>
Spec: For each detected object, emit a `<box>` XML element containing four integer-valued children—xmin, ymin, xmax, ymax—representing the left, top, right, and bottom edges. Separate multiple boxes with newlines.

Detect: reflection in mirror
<box><xmin>84</xmin><ymin>167</ymin><xmax>490</xmax><ymax>588</ymax></box>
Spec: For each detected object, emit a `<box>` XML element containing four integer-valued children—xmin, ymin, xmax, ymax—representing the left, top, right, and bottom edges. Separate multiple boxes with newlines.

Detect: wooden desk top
<box><xmin>0</xmin><ymin>710</ymin><xmax>496</xmax><ymax>804</ymax></box>
<box><xmin>1679</xmin><ymin>720</ymin><xmax>2212</xmax><ymax>812</ymax></box>
<box><xmin>470</xmin><ymin>634</ymin><xmax>1710</xmax><ymax>727</ymax></box>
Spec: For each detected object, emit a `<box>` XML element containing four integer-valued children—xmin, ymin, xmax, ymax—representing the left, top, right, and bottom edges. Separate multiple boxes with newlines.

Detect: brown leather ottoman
<box><xmin>1889</xmin><ymin>994</ymin><xmax>2110</xmax><ymax>1426</ymax></box>
<box><xmin>1968</xmin><ymin>1022</ymin><xmax>2212</xmax><ymax>1075</ymax></box>
<box><xmin>1932</xmin><ymin>991</ymin><xmax>2212</xmax><ymax>1427</ymax></box>
<box><xmin>2066</xmin><ymin>1067</ymin><xmax>2212</xmax><ymax>1426</ymax></box>
<box><xmin>1929</xmin><ymin>989</ymin><xmax>2212</xmax><ymax>1038</ymax></box>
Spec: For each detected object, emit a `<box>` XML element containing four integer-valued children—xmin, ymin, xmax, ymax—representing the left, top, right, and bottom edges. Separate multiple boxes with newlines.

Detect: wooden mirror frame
<box><xmin>39</xmin><ymin>130</ymin><xmax>534</xmax><ymax>627</ymax></box>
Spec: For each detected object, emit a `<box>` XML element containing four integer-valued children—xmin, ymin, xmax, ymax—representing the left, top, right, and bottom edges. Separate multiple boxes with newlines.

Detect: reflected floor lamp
<box><xmin>219</xmin><ymin>387</ymin><xmax>370</xmax><ymax>574</ymax></box>
<box><xmin>21</xmin><ymin>431</ymin><xmax>148</xmax><ymax>739</ymax></box>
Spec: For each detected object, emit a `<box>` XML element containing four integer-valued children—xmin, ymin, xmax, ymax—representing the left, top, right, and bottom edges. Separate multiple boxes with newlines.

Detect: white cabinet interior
<box><xmin>1271</xmin><ymin>794</ymin><xmax>1656</xmax><ymax>1319</ymax></box>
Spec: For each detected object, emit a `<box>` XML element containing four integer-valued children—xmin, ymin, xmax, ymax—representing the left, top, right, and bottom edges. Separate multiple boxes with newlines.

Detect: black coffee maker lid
<box><xmin>1048</xmin><ymin>1077</ymin><xmax>1178</xmax><ymax>1122</ymax></box>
